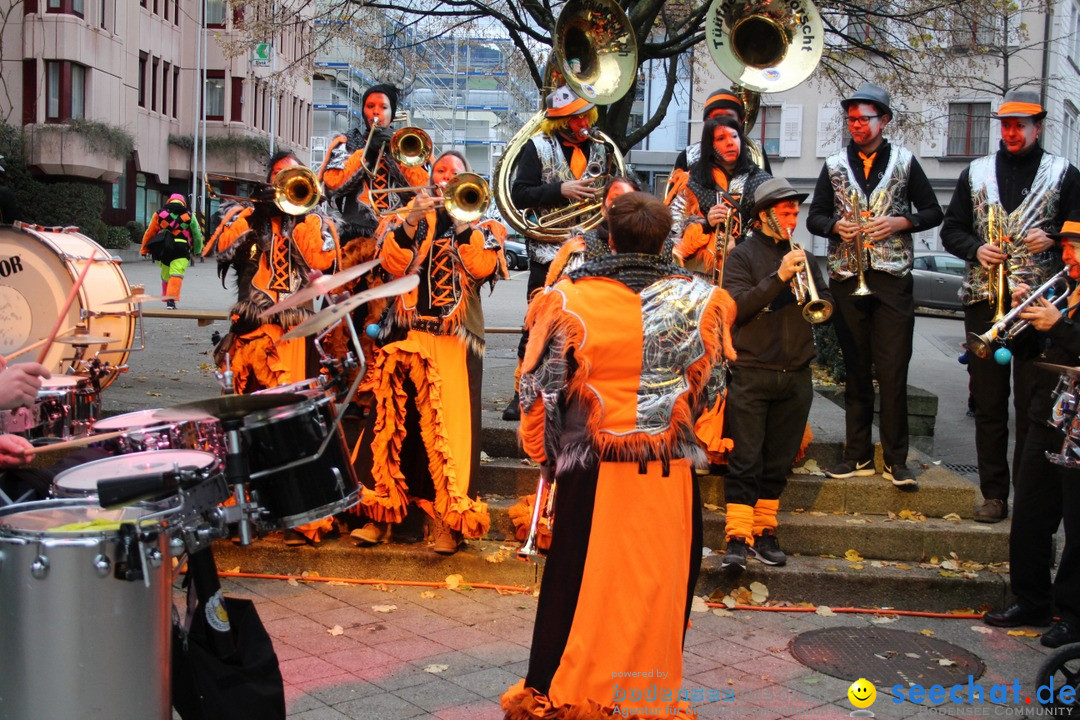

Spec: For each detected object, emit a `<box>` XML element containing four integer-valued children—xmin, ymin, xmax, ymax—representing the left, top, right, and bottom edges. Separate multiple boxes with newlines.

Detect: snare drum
<box><xmin>92</xmin><ymin>409</ymin><xmax>224</xmax><ymax>457</ymax></box>
<box><xmin>243</xmin><ymin>394</ymin><xmax>360</xmax><ymax>529</ymax></box>
<box><xmin>1050</xmin><ymin>372</ymin><xmax>1080</xmax><ymax>429</ymax></box>
<box><xmin>0</xmin><ymin>499</ymin><xmax>172</xmax><ymax>719</ymax></box>
<box><xmin>0</xmin><ymin>225</ymin><xmax>134</xmax><ymax>388</ymax></box>
<box><xmin>254</xmin><ymin>377</ymin><xmax>327</xmax><ymax>398</ymax></box>
<box><xmin>0</xmin><ymin>375</ymin><xmax>99</xmax><ymax>442</ymax></box>
<box><xmin>52</xmin><ymin>449</ymin><xmax>219</xmax><ymax>500</ymax></box>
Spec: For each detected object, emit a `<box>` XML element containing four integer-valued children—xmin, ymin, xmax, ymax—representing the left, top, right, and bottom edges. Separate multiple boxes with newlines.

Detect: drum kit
<box><xmin>0</xmin><ymin>233</ymin><xmax>419</xmax><ymax>719</ymax></box>
<box><xmin>1041</xmin><ymin>362</ymin><xmax>1080</xmax><ymax>469</ymax></box>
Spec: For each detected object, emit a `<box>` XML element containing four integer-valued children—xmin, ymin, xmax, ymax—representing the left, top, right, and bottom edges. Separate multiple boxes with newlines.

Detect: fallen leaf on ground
<box><xmin>938</xmin><ymin>659</ymin><xmax>956</xmax><ymax>666</ymax></box>
<box><xmin>424</xmin><ymin>664</ymin><xmax>450</xmax><ymax>674</ymax></box>
<box><xmin>327</xmin><ymin>581</ymin><xmax>351</xmax><ymax>587</ymax></box>
<box><xmin>445</xmin><ymin>574</ymin><xmax>464</xmax><ymax>590</ymax></box>
<box><xmin>943</xmin><ymin>513</ymin><xmax>962</xmax><ymax>521</ymax></box>
<box><xmin>712</xmin><ymin>608</ymin><xmax>734</xmax><ymax>617</ymax></box>
<box><xmin>479</xmin><ymin>451</ymin><xmax>492</xmax><ymax>464</ymax></box>
<box><xmin>287</xmin><ymin>578</ymin><xmax>299</xmax><ymax>587</ymax></box>
<box><xmin>371</xmin><ymin>604</ymin><xmax>397</xmax><ymax>613</ymax></box>
<box><xmin>815</xmin><ymin>606</ymin><xmax>836</xmax><ymax>617</ymax></box>
<box><xmin>871</xmin><ymin>616</ymin><xmax>897</xmax><ymax>624</ymax></box>
<box><xmin>225</xmin><ymin>566</ymin><xmax>240</xmax><ymax>574</ymax></box>
<box><xmin>691</xmin><ymin>596</ymin><xmax>709</xmax><ymax>613</ymax></box>
<box><xmin>971</xmin><ymin>626</ymin><xmax>994</xmax><ymax>635</ymax></box>
<box><xmin>920</xmin><ymin>629</ymin><xmax>935</xmax><ymax>636</ymax></box>
<box><xmin>1007</xmin><ymin>629</ymin><xmax>1040</xmax><ymax>637</ymax></box>
<box><xmin>485</xmin><ymin>548</ymin><xmax>511</xmax><ymax>563</ymax></box>
<box><xmin>327</xmin><ymin>625</ymin><xmax>344</xmax><ymax>636</ymax></box>
<box><xmin>419</xmin><ymin>591</ymin><xmax>441</xmax><ymax>600</ymax></box>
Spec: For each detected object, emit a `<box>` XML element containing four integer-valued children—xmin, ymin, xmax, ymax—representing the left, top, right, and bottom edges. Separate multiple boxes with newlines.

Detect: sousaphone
<box><xmin>493</xmin><ymin>0</ymin><xmax>635</xmax><ymax>242</ymax></box>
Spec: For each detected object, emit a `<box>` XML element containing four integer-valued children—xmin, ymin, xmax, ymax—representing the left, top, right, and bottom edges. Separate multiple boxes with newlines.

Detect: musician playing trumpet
<box><xmin>942</xmin><ymin>89</ymin><xmax>1080</xmax><ymax>523</ymax></box>
<box><xmin>807</xmin><ymin>83</ymin><xmax>942</xmax><ymax>491</ymax></box>
<box><xmin>354</xmin><ymin>151</ymin><xmax>505</xmax><ymax>555</ymax></box>
<box><xmin>719</xmin><ymin>178</ymin><xmax>831</xmax><ymax>570</ymax></box>
<box><xmin>665</xmin><ymin>116</ymin><xmax>772</xmax><ymax>279</ymax></box>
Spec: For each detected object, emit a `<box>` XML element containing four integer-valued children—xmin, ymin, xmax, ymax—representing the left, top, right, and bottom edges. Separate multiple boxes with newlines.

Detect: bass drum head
<box><xmin>0</xmin><ymin>225</ymin><xmax>134</xmax><ymax>388</ymax></box>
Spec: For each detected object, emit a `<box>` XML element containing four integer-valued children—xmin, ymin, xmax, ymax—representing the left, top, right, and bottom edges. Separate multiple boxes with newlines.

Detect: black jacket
<box><xmin>1026</xmin><ymin>310</ymin><xmax>1080</xmax><ymax>427</ymax></box>
<box><xmin>510</xmin><ymin>136</ymin><xmax>597</xmax><ymax>210</ymax></box>
<box><xmin>721</xmin><ymin>228</ymin><xmax>832</xmax><ymax>371</ymax></box>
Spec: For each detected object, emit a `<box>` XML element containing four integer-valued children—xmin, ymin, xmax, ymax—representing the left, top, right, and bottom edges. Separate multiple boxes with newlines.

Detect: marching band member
<box><xmin>542</xmin><ymin>176</ymin><xmax>639</xmax><ymax>284</ymax></box>
<box><xmin>319</xmin><ymin>84</ymin><xmax>430</xmax><ymax>397</ymax></box>
<box><xmin>941</xmin><ymin>89</ymin><xmax>1080</xmax><ymax>523</ymax></box>
<box><xmin>503</xmin><ymin>85</ymin><xmax>616</xmax><ymax>422</ymax></box>
<box><xmin>354</xmin><ymin>151</ymin><xmax>504</xmax><ymax>554</ymax></box>
<box><xmin>983</xmin><ymin>212</ymin><xmax>1080</xmax><ymax>647</ymax></box>
<box><xmin>720</xmin><ymin>178</ymin><xmax>831</xmax><ymax>570</ymax></box>
<box><xmin>206</xmin><ymin>151</ymin><xmax>341</xmax><ymax>545</ymax></box>
<box><xmin>670</xmin><ymin>86</ymin><xmax>772</xmax><ymax>176</ymax></box>
<box><xmin>665</xmin><ymin>116</ymin><xmax>772</xmax><ymax>276</ymax></box>
<box><xmin>807</xmin><ymin>82</ymin><xmax>942</xmax><ymax>490</ymax></box>
<box><xmin>502</xmin><ymin>192</ymin><xmax>735</xmax><ymax>719</ymax></box>
<box><xmin>140</xmin><ymin>193</ymin><xmax>204</xmax><ymax>309</ymax></box>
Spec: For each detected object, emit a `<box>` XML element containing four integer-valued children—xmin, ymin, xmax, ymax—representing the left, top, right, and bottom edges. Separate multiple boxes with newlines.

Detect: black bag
<box><xmin>145</xmin><ymin>229</ymin><xmax>172</xmax><ymax>263</ymax></box>
<box><xmin>172</xmin><ymin>597</ymin><xmax>286</xmax><ymax>720</ymax></box>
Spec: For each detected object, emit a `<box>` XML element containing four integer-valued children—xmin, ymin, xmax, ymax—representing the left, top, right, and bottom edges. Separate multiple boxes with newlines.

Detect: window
<box><xmin>172</xmin><ymin>66</ymin><xmax>180</xmax><ymax>118</ymax></box>
<box><xmin>46</xmin><ymin>60</ymin><xmax>86</xmax><ymax>122</ymax></box>
<box><xmin>946</xmin><ymin>102</ymin><xmax>991</xmax><ymax>156</ymax></box>
<box><xmin>205</xmin><ymin>71</ymin><xmax>225</xmax><ymax>121</ymax></box>
<box><xmin>162</xmin><ymin>0</ymin><xmax>167</xmax><ymax>21</ymax></box>
<box><xmin>913</xmin><ymin>256</ymin><xmax>929</xmax><ymax>270</ymax></box>
<box><xmin>100</xmin><ymin>0</ymin><xmax>107</xmax><ymax>28</ymax></box>
<box><xmin>205</xmin><ymin>0</ymin><xmax>225</xmax><ymax>27</ymax></box>
<box><xmin>848</xmin><ymin>5</ymin><xmax>886</xmax><ymax>45</ymax></box>
<box><xmin>138</xmin><ymin>52</ymin><xmax>147</xmax><ymax>108</ymax></box>
<box><xmin>47</xmin><ymin>0</ymin><xmax>83</xmax><ymax>15</ymax></box>
<box><xmin>1064</xmin><ymin>102</ymin><xmax>1080</xmax><ymax>167</ymax></box>
<box><xmin>161</xmin><ymin>61</ymin><xmax>169</xmax><ymax>117</ymax></box>
<box><xmin>950</xmin><ymin>11</ymin><xmax>997</xmax><ymax>47</ymax></box>
<box><xmin>151</xmin><ymin>57</ymin><xmax>159</xmax><ymax>112</ymax></box>
<box><xmin>231</xmin><ymin>77</ymin><xmax>244</xmax><ymax>122</ymax></box>
<box><xmin>934</xmin><ymin>255</ymin><xmax>967</xmax><ymax>276</ymax></box>
<box><xmin>755</xmin><ymin>105</ymin><xmax>782</xmax><ymax>157</ymax></box>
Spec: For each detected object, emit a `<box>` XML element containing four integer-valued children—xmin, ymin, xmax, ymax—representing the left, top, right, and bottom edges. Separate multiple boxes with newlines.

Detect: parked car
<box><xmin>912</xmin><ymin>252</ymin><xmax>965</xmax><ymax>311</ymax></box>
<box><xmin>504</xmin><ymin>238</ymin><xmax>529</xmax><ymax>271</ymax></box>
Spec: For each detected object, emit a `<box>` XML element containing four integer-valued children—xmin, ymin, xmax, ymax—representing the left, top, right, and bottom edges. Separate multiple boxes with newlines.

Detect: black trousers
<box><xmin>963</xmin><ymin>300</ymin><xmax>1037</xmax><ymax>501</ymax></box>
<box><xmin>1010</xmin><ymin>422</ymin><xmax>1080</xmax><ymax>623</ymax></box>
<box><xmin>829</xmin><ymin>270</ymin><xmax>914</xmax><ymax>467</ymax></box>
<box><xmin>516</xmin><ymin>260</ymin><xmax>552</xmax><ymax>361</ymax></box>
<box><xmin>723</xmin><ymin>365</ymin><xmax>812</xmax><ymax>506</ymax></box>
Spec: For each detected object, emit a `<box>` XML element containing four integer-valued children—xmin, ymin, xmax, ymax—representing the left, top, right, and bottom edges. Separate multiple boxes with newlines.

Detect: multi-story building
<box><xmin>0</xmin><ymin>0</ymin><xmax>313</xmax><ymax>226</ymax></box>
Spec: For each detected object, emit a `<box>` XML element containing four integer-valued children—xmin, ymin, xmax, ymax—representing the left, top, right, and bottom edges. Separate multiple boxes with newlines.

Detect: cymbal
<box><xmin>1036</xmin><ymin>362</ymin><xmax>1080</xmax><ymax>378</ymax></box>
<box><xmin>280</xmin><ymin>273</ymin><xmax>420</xmax><ymax>340</ymax></box>
<box><xmin>259</xmin><ymin>259</ymin><xmax>384</xmax><ymax>319</ymax></box>
<box><xmin>54</xmin><ymin>333</ymin><xmax>119</xmax><ymax>345</ymax></box>
<box><xmin>102</xmin><ymin>293</ymin><xmax>176</xmax><ymax>306</ymax></box>
<box><xmin>154</xmin><ymin>393</ymin><xmax>307</xmax><ymax>423</ymax></box>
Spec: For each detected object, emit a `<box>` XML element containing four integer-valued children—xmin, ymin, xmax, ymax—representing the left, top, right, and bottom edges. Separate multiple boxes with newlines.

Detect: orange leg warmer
<box><xmin>753</xmin><ymin>498</ymin><xmax>780</xmax><ymax>536</ymax></box>
<box><xmin>725</xmin><ymin>502</ymin><xmax>755</xmax><ymax>545</ymax></box>
<box><xmin>166</xmin><ymin>276</ymin><xmax>183</xmax><ymax>301</ymax></box>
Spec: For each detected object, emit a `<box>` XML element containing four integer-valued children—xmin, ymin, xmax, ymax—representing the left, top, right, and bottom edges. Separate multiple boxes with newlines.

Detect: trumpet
<box><xmin>518</xmin><ymin>466</ymin><xmax>555</xmax><ymax>561</ymax></box>
<box><xmin>714</xmin><ymin>195</ymin><xmax>736</xmax><ymax>288</ymax></box>
<box><xmin>967</xmin><ymin>267</ymin><xmax>1071</xmax><ymax>362</ymax></box>
<box><xmin>375</xmin><ymin>173</ymin><xmax>491</xmax><ymax>223</ymax></box>
<box><xmin>205</xmin><ymin>166</ymin><xmax>322</xmax><ymax>216</ymax></box>
<box><xmin>846</xmin><ymin>188</ymin><xmax>874</xmax><ymax>297</ymax></box>
<box><xmin>986</xmin><ymin>204</ymin><xmax>1010</xmax><ymax>322</ymax></box>
<box><xmin>790</xmin><ymin>239</ymin><xmax>833</xmax><ymax>324</ymax></box>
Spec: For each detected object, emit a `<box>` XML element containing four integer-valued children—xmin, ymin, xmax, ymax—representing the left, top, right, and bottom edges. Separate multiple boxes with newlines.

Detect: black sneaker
<box><xmin>883</xmin><ymin>463</ymin><xmax>918</xmax><ymax>491</ymax></box>
<box><xmin>721</xmin><ymin>537</ymin><xmax>749</xmax><ymax>570</ymax></box>
<box><xmin>825</xmin><ymin>457</ymin><xmax>874</xmax><ymax>479</ymax></box>
<box><xmin>751</xmin><ymin>529</ymin><xmax>787</xmax><ymax>566</ymax></box>
<box><xmin>501</xmin><ymin>392</ymin><xmax>521</xmax><ymax>421</ymax></box>
<box><xmin>165</xmin><ymin>300</ymin><xmax>177</xmax><ymax>310</ymax></box>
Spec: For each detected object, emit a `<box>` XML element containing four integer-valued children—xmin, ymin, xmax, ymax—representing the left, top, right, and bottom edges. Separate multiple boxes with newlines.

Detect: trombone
<box><xmin>204</xmin><ymin>166</ymin><xmax>322</xmax><ymax>216</ymax></box>
<box><xmin>374</xmin><ymin>172</ymin><xmax>491</xmax><ymax>223</ymax></box>
<box><xmin>388</xmin><ymin>127</ymin><xmax>433</xmax><ymax>168</ymax></box>
<box><xmin>845</xmin><ymin>188</ymin><xmax>874</xmax><ymax>297</ymax></box>
<box><xmin>789</xmin><ymin>237</ymin><xmax>833</xmax><ymax>324</ymax></box>
<box><xmin>966</xmin><ymin>267</ymin><xmax>1071</xmax><ymax>361</ymax></box>
<box><xmin>534</xmin><ymin>160</ymin><xmax>606</xmax><ymax>229</ymax></box>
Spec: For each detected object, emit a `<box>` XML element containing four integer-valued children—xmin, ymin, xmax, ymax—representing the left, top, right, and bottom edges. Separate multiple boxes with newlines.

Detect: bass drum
<box><xmin>0</xmin><ymin>224</ymin><xmax>134</xmax><ymax>388</ymax></box>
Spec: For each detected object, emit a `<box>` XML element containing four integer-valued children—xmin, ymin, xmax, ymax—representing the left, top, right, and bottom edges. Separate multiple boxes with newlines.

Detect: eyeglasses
<box><xmin>846</xmin><ymin>115</ymin><xmax>881</xmax><ymax>126</ymax></box>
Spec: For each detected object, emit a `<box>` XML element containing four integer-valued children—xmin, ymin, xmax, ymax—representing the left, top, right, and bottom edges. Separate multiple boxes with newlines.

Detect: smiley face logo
<box><xmin>848</xmin><ymin>678</ymin><xmax>876</xmax><ymax>709</ymax></box>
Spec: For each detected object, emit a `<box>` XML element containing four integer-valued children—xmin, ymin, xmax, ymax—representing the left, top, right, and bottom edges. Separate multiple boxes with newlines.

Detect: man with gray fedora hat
<box><xmin>807</xmin><ymin>81</ymin><xmax>943</xmax><ymax>492</ymax></box>
<box><xmin>719</xmin><ymin>176</ymin><xmax>831</xmax><ymax>570</ymax></box>
<box><xmin>942</xmin><ymin>88</ymin><xmax>1080</xmax><ymax>523</ymax></box>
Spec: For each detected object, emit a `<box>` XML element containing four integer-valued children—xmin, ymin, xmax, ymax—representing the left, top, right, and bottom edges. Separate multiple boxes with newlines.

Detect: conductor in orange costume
<box><xmin>502</xmin><ymin>192</ymin><xmax>736</xmax><ymax>718</ymax></box>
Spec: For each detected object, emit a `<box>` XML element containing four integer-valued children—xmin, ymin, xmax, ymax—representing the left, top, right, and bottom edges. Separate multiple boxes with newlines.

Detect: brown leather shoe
<box><xmin>431</xmin><ymin>517</ymin><xmax>463</xmax><ymax>555</ymax></box>
<box><xmin>350</xmin><ymin>522</ymin><xmax>391</xmax><ymax>545</ymax></box>
<box><xmin>974</xmin><ymin>499</ymin><xmax>1008</xmax><ymax>523</ymax></box>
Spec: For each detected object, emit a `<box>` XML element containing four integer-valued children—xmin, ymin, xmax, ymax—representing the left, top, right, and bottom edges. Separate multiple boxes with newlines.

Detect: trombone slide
<box><xmin>518</xmin><ymin>466</ymin><xmax>555</xmax><ymax>561</ymax></box>
<box><xmin>966</xmin><ymin>267</ymin><xmax>1071</xmax><ymax>359</ymax></box>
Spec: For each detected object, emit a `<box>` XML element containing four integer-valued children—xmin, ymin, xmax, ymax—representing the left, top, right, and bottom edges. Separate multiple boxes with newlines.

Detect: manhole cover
<box><xmin>790</xmin><ymin>627</ymin><xmax>985</xmax><ymax>688</ymax></box>
<box><xmin>944</xmin><ymin>463</ymin><xmax>980</xmax><ymax>474</ymax></box>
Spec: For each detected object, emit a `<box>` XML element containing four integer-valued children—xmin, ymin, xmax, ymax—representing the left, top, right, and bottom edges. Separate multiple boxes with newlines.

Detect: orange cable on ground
<box><xmin>211</xmin><ymin>572</ymin><xmax>983</xmax><ymax>617</ymax></box>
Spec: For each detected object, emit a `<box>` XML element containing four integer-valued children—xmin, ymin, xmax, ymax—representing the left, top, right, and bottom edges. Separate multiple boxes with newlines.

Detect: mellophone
<box><xmin>0</xmin><ymin>253</ymin><xmax>418</xmax><ymax>720</ymax></box>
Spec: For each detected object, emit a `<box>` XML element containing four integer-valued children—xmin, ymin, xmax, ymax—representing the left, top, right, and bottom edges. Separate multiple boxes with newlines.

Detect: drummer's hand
<box><xmin>1019</xmin><ymin>296</ymin><xmax>1063</xmax><ymax>332</ymax></box>
<box><xmin>1023</xmin><ymin>228</ymin><xmax>1055</xmax><ymax>254</ymax></box>
<box><xmin>0</xmin><ymin>434</ymin><xmax>33</xmax><ymax>469</ymax></box>
<box><xmin>1011</xmin><ymin>283</ymin><xmax>1031</xmax><ymax>308</ymax></box>
<box><xmin>0</xmin><ymin>363</ymin><xmax>51</xmax><ymax>411</ymax></box>
<box><xmin>977</xmin><ymin>242</ymin><xmax>1008</xmax><ymax>268</ymax></box>
<box><xmin>560</xmin><ymin>179</ymin><xmax>598</xmax><ymax>202</ymax></box>
<box><xmin>832</xmin><ymin>218</ymin><xmax>859</xmax><ymax>243</ymax></box>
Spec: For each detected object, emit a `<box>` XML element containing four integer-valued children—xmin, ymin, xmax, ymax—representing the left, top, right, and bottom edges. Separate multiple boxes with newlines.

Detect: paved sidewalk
<box><xmin>220</xmin><ymin>575</ymin><xmax>1058</xmax><ymax>719</ymax></box>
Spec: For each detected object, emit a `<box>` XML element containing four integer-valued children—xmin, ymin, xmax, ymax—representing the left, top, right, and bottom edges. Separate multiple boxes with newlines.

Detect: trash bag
<box><xmin>172</xmin><ymin>597</ymin><xmax>286</xmax><ymax>720</ymax></box>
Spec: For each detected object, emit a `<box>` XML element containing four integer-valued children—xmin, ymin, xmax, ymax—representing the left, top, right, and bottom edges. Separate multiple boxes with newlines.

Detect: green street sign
<box><xmin>254</xmin><ymin>42</ymin><xmax>272</xmax><ymax>66</ymax></box>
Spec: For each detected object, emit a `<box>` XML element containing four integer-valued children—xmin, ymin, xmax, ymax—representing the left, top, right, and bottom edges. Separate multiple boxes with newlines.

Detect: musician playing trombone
<box><xmin>982</xmin><ymin>212</ymin><xmax>1080</xmax><ymax>646</ymax></box>
<box><xmin>665</xmin><ymin>115</ymin><xmax>772</xmax><ymax>278</ymax></box>
<box><xmin>941</xmin><ymin>89</ymin><xmax>1080</xmax><ymax>523</ymax></box>
<box><xmin>807</xmin><ymin>82</ymin><xmax>942</xmax><ymax>491</ymax></box>
<box><xmin>353</xmin><ymin>151</ymin><xmax>504</xmax><ymax>555</ymax></box>
<box><xmin>502</xmin><ymin>84</ymin><xmax>616</xmax><ymax>422</ymax></box>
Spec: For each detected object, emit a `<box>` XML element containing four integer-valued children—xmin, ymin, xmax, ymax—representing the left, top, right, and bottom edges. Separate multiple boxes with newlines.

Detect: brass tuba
<box><xmin>493</xmin><ymin>0</ymin><xmax>635</xmax><ymax>243</ymax></box>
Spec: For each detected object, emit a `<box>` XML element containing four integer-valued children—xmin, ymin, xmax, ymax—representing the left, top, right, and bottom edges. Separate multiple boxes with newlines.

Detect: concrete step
<box><xmin>476</xmin><ymin>457</ymin><xmax>982</xmax><ymax>520</ymax></box>
<box><xmin>211</xmin><ymin>532</ymin><xmax>1009</xmax><ymax>614</ymax></box>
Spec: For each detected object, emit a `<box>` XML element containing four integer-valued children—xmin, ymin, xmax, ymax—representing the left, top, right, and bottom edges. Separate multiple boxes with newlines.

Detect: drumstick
<box><xmin>1</xmin><ymin>325</ymin><xmax>79</xmax><ymax>365</ymax></box>
<box><xmin>36</xmin><ymin>251</ymin><xmax>99</xmax><ymax>364</ymax></box>
<box><xmin>25</xmin><ymin>429</ymin><xmax>128</xmax><ymax>455</ymax></box>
